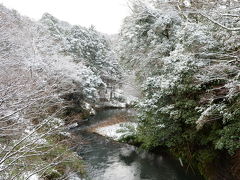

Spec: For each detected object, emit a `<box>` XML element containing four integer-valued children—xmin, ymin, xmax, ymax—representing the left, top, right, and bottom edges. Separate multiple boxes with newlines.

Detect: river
<box><xmin>72</xmin><ymin>109</ymin><xmax>204</xmax><ymax>180</ymax></box>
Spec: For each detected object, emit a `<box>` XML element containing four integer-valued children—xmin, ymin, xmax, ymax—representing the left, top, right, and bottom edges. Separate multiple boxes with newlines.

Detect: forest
<box><xmin>0</xmin><ymin>0</ymin><xmax>239</xmax><ymax>179</ymax></box>
<box><xmin>119</xmin><ymin>0</ymin><xmax>240</xmax><ymax>179</ymax></box>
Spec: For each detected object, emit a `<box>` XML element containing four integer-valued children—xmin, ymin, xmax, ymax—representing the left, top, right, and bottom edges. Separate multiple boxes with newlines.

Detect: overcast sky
<box><xmin>0</xmin><ymin>0</ymin><xmax>131</xmax><ymax>34</ymax></box>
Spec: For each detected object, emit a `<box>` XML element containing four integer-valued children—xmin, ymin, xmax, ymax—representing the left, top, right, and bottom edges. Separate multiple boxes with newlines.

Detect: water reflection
<box><xmin>73</xmin><ymin>109</ymin><xmax>203</xmax><ymax>180</ymax></box>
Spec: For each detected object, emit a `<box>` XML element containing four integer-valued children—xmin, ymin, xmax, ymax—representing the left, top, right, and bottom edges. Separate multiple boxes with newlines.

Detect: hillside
<box><xmin>118</xmin><ymin>0</ymin><xmax>240</xmax><ymax>179</ymax></box>
<box><xmin>0</xmin><ymin>4</ymin><xmax>130</xmax><ymax>179</ymax></box>
<box><xmin>1</xmin><ymin>0</ymin><xmax>240</xmax><ymax>179</ymax></box>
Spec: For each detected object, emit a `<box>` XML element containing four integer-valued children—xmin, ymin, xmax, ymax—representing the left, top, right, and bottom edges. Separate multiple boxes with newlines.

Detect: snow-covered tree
<box><xmin>119</xmin><ymin>0</ymin><xmax>240</xmax><ymax>178</ymax></box>
<box><xmin>0</xmin><ymin>4</ymin><xmax>125</xmax><ymax>178</ymax></box>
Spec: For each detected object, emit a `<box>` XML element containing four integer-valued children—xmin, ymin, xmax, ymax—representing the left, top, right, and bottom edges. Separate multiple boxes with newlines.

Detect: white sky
<box><xmin>0</xmin><ymin>0</ymin><xmax>131</xmax><ymax>34</ymax></box>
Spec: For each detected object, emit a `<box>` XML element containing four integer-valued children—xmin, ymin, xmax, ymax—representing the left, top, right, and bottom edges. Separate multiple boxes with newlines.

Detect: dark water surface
<box><xmin>73</xmin><ymin>109</ymin><xmax>204</xmax><ymax>180</ymax></box>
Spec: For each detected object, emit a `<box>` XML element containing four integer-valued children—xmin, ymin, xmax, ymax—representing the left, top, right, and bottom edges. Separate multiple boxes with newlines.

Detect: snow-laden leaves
<box><xmin>119</xmin><ymin>0</ymin><xmax>240</xmax><ymax>157</ymax></box>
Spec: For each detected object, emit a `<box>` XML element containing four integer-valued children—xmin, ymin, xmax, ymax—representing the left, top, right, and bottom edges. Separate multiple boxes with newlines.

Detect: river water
<box><xmin>72</xmin><ymin>109</ymin><xmax>204</xmax><ymax>180</ymax></box>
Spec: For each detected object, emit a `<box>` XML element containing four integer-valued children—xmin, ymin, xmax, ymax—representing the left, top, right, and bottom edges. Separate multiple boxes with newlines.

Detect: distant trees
<box><xmin>40</xmin><ymin>13</ymin><xmax>123</xmax><ymax>102</ymax></box>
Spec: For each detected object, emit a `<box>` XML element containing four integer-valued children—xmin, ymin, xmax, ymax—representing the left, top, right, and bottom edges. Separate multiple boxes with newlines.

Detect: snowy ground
<box><xmin>94</xmin><ymin>122</ymin><xmax>137</xmax><ymax>140</ymax></box>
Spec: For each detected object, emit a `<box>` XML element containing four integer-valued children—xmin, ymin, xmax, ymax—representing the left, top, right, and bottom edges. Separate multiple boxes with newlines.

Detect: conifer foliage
<box><xmin>119</xmin><ymin>0</ymin><xmax>240</xmax><ymax>178</ymax></box>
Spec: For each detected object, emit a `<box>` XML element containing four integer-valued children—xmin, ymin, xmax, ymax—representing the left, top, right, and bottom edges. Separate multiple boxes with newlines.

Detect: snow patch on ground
<box><xmin>95</xmin><ymin>122</ymin><xmax>137</xmax><ymax>140</ymax></box>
